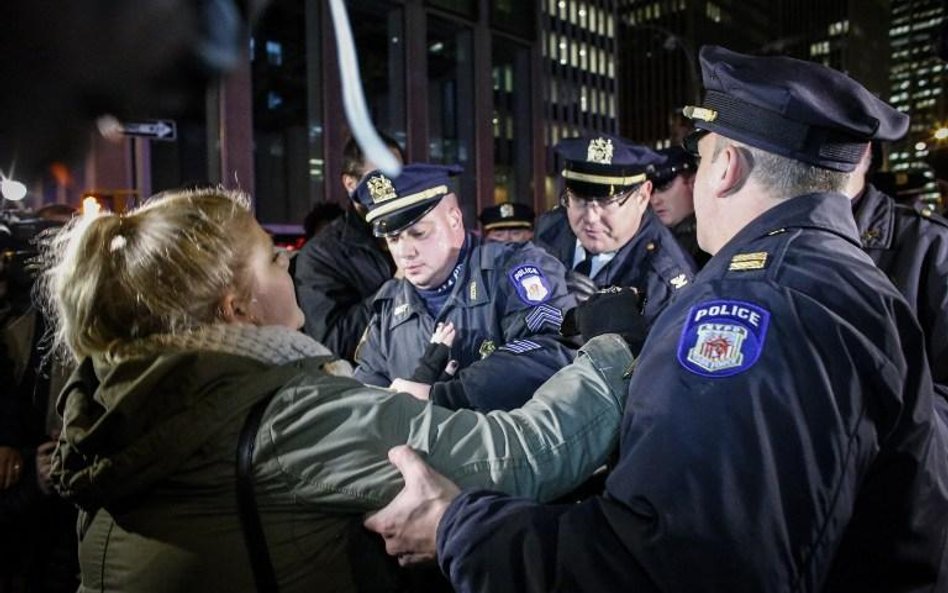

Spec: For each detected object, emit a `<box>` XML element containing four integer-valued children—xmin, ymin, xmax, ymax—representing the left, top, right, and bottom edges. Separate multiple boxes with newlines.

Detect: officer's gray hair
<box><xmin>713</xmin><ymin>137</ymin><xmax>850</xmax><ymax>198</ymax></box>
<box><xmin>38</xmin><ymin>187</ymin><xmax>260</xmax><ymax>361</ymax></box>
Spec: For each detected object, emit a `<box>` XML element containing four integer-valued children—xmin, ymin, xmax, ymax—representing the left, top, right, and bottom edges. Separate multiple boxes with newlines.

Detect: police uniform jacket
<box><xmin>436</xmin><ymin>193</ymin><xmax>948</xmax><ymax>593</ymax></box>
<box><xmin>534</xmin><ymin>207</ymin><xmax>695</xmax><ymax>324</ymax></box>
<box><xmin>293</xmin><ymin>210</ymin><xmax>393</xmax><ymax>362</ymax></box>
<box><xmin>853</xmin><ymin>183</ymin><xmax>948</xmax><ymax>404</ymax></box>
<box><xmin>354</xmin><ymin>233</ymin><xmax>576</xmax><ymax>411</ymax></box>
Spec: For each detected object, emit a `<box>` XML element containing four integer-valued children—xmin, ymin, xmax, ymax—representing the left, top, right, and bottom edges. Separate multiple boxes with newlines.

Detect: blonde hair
<box><xmin>38</xmin><ymin>187</ymin><xmax>260</xmax><ymax>361</ymax></box>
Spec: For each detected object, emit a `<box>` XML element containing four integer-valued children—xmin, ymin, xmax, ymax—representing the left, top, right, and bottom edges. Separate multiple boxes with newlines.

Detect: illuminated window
<box><xmin>266</xmin><ymin>40</ymin><xmax>283</xmax><ymax>66</ymax></box>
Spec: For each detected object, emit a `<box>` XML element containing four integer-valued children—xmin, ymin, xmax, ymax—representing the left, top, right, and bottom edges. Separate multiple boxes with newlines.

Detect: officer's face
<box><xmin>485</xmin><ymin>228</ymin><xmax>534</xmax><ymax>243</ymax></box>
<box><xmin>385</xmin><ymin>197</ymin><xmax>465</xmax><ymax>290</ymax></box>
<box><xmin>649</xmin><ymin>175</ymin><xmax>695</xmax><ymax>227</ymax></box>
<box><xmin>240</xmin><ymin>225</ymin><xmax>306</xmax><ymax>330</ymax></box>
<box><xmin>692</xmin><ymin>131</ymin><xmax>721</xmax><ymax>253</ymax></box>
<box><xmin>565</xmin><ymin>184</ymin><xmax>650</xmax><ymax>254</ymax></box>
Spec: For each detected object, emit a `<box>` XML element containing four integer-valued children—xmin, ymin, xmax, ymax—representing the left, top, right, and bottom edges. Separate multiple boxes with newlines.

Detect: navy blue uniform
<box><xmin>354</xmin><ymin>233</ymin><xmax>576</xmax><ymax>411</ymax></box>
<box><xmin>535</xmin><ymin>208</ymin><xmax>695</xmax><ymax>324</ymax></box>
<box><xmin>436</xmin><ymin>193</ymin><xmax>948</xmax><ymax>592</ymax></box>
<box><xmin>293</xmin><ymin>210</ymin><xmax>394</xmax><ymax>361</ymax></box>
<box><xmin>854</xmin><ymin>183</ymin><xmax>948</xmax><ymax>404</ymax></box>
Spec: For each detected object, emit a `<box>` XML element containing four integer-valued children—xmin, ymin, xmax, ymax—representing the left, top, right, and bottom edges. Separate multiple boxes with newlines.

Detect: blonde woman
<box><xmin>39</xmin><ymin>188</ymin><xmax>632</xmax><ymax>593</ymax></box>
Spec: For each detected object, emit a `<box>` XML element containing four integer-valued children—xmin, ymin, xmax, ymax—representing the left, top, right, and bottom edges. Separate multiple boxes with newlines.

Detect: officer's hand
<box><xmin>409</xmin><ymin>323</ymin><xmax>458</xmax><ymax>384</ymax></box>
<box><xmin>565</xmin><ymin>270</ymin><xmax>598</xmax><ymax>303</ymax></box>
<box><xmin>562</xmin><ymin>287</ymin><xmax>648</xmax><ymax>356</ymax></box>
<box><xmin>0</xmin><ymin>446</ymin><xmax>23</xmax><ymax>490</ymax></box>
<box><xmin>364</xmin><ymin>446</ymin><xmax>460</xmax><ymax>566</ymax></box>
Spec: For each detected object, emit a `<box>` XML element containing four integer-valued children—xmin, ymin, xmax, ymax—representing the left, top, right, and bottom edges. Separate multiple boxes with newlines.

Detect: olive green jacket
<box><xmin>52</xmin><ymin>325</ymin><xmax>632</xmax><ymax>593</ymax></box>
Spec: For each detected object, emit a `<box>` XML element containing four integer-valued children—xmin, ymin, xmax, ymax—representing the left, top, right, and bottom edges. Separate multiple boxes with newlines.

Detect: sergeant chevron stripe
<box><xmin>525</xmin><ymin>304</ymin><xmax>564</xmax><ymax>332</ymax></box>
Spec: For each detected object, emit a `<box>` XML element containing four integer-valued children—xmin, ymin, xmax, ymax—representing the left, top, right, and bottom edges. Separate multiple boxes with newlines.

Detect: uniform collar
<box><xmin>718</xmin><ymin>192</ymin><xmax>861</xmax><ymax>256</ymax></box>
<box><xmin>851</xmin><ymin>184</ymin><xmax>895</xmax><ymax>250</ymax></box>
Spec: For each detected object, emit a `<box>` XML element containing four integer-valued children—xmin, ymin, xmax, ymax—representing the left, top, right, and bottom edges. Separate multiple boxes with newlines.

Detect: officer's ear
<box><xmin>714</xmin><ymin>143</ymin><xmax>750</xmax><ymax>198</ymax></box>
<box><xmin>634</xmin><ymin>181</ymin><xmax>652</xmax><ymax>205</ymax></box>
<box><xmin>444</xmin><ymin>194</ymin><xmax>463</xmax><ymax>230</ymax></box>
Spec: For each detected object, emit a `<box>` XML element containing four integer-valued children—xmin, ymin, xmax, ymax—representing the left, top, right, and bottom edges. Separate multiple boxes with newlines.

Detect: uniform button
<box><xmin>646</xmin><ymin>242</ymin><xmax>656</xmax><ymax>252</ymax></box>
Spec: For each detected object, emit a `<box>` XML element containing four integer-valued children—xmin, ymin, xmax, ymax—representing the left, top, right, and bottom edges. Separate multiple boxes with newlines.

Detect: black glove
<box><xmin>561</xmin><ymin>286</ymin><xmax>648</xmax><ymax>356</ymax></box>
<box><xmin>565</xmin><ymin>270</ymin><xmax>598</xmax><ymax>303</ymax></box>
<box><xmin>409</xmin><ymin>342</ymin><xmax>453</xmax><ymax>384</ymax></box>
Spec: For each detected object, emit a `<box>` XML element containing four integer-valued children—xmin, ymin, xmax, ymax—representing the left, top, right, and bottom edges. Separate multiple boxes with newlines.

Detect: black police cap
<box><xmin>355</xmin><ymin>163</ymin><xmax>463</xmax><ymax>236</ymax></box>
<box><xmin>683</xmin><ymin>46</ymin><xmax>909</xmax><ymax>172</ymax></box>
<box><xmin>479</xmin><ymin>202</ymin><xmax>535</xmax><ymax>231</ymax></box>
<box><xmin>555</xmin><ymin>134</ymin><xmax>664</xmax><ymax>198</ymax></box>
<box><xmin>651</xmin><ymin>146</ymin><xmax>696</xmax><ymax>188</ymax></box>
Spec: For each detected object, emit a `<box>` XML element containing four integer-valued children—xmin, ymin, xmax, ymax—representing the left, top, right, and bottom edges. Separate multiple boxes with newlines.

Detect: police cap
<box><xmin>355</xmin><ymin>163</ymin><xmax>463</xmax><ymax>236</ymax></box>
<box><xmin>651</xmin><ymin>146</ymin><xmax>697</xmax><ymax>188</ymax></box>
<box><xmin>683</xmin><ymin>46</ymin><xmax>909</xmax><ymax>172</ymax></box>
<box><xmin>479</xmin><ymin>202</ymin><xmax>535</xmax><ymax>231</ymax></box>
<box><xmin>555</xmin><ymin>134</ymin><xmax>663</xmax><ymax>198</ymax></box>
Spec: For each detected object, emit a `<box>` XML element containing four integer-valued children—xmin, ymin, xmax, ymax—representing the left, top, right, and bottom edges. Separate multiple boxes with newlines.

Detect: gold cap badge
<box><xmin>500</xmin><ymin>203</ymin><xmax>514</xmax><ymax>218</ymax></box>
<box><xmin>587</xmin><ymin>137</ymin><xmax>614</xmax><ymax>164</ymax></box>
<box><xmin>367</xmin><ymin>175</ymin><xmax>397</xmax><ymax>204</ymax></box>
<box><xmin>683</xmin><ymin>105</ymin><xmax>718</xmax><ymax>122</ymax></box>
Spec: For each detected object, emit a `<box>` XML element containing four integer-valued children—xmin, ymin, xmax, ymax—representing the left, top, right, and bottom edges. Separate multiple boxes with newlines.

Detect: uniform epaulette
<box><xmin>910</xmin><ymin>203</ymin><xmax>948</xmax><ymax>230</ymax></box>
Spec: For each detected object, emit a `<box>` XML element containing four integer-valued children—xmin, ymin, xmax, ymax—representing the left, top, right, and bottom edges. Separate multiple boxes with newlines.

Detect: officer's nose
<box><xmin>391</xmin><ymin>238</ymin><xmax>415</xmax><ymax>260</ymax></box>
<box><xmin>581</xmin><ymin>206</ymin><xmax>602</xmax><ymax>224</ymax></box>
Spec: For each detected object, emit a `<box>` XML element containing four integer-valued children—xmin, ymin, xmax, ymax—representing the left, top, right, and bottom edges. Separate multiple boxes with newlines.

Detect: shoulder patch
<box><xmin>525</xmin><ymin>303</ymin><xmax>564</xmax><ymax>332</ymax></box>
<box><xmin>728</xmin><ymin>252</ymin><xmax>769</xmax><ymax>271</ymax></box>
<box><xmin>508</xmin><ymin>264</ymin><xmax>552</xmax><ymax>305</ymax></box>
<box><xmin>499</xmin><ymin>339</ymin><xmax>542</xmax><ymax>354</ymax></box>
<box><xmin>676</xmin><ymin>300</ymin><xmax>770</xmax><ymax>377</ymax></box>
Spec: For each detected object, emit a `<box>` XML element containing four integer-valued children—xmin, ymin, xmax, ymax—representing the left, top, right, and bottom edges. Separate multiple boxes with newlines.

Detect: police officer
<box><xmin>649</xmin><ymin>145</ymin><xmax>711</xmax><ymax>268</ymax></box>
<box><xmin>353</xmin><ymin>163</ymin><xmax>576</xmax><ymax>411</ymax></box>
<box><xmin>478</xmin><ymin>202</ymin><xmax>535</xmax><ymax>243</ymax></box>
<box><xmin>845</xmin><ymin>146</ymin><xmax>948</xmax><ymax>413</ymax></box>
<box><xmin>293</xmin><ymin>134</ymin><xmax>403</xmax><ymax>362</ymax></box>
<box><xmin>534</xmin><ymin>134</ymin><xmax>695</xmax><ymax>324</ymax></box>
<box><xmin>363</xmin><ymin>46</ymin><xmax>948</xmax><ymax>592</ymax></box>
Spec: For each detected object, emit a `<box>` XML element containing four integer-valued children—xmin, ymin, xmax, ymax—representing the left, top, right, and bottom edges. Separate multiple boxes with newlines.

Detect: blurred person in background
<box><xmin>478</xmin><ymin>202</ymin><xmax>534</xmax><ymax>243</ymax></box>
<box><xmin>293</xmin><ymin>133</ymin><xmax>404</xmax><ymax>363</ymax></box>
<box><xmin>1</xmin><ymin>203</ymin><xmax>78</xmax><ymax>593</ymax></box>
<box><xmin>648</xmin><ymin>146</ymin><xmax>710</xmax><ymax>268</ymax></box>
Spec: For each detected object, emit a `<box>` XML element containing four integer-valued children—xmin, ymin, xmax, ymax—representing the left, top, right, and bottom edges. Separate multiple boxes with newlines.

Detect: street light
<box><xmin>0</xmin><ymin>176</ymin><xmax>26</xmax><ymax>201</ymax></box>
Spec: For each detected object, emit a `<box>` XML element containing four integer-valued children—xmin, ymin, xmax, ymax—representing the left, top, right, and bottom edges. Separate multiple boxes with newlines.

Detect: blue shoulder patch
<box><xmin>676</xmin><ymin>299</ymin><xmax>770</xmax><ymax>378</ymax></box>
<box><xmin>499</xmin><ymin>339</ymin><xmax>542</xmax><ymax>354</ymax></box>
<box><xmin>508</xmin><ymin>264</ymin><xmax>552</xmax><ymax>305</ymax></box>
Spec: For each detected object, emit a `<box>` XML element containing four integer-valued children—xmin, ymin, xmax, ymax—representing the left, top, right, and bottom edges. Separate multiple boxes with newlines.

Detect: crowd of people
<box><xmin>2</xmin><ymin>39</ymin><xmax>948</xmax><ymax>593</ymax></box>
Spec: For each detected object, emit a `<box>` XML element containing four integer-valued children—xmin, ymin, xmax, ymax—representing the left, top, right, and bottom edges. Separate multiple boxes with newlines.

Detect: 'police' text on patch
<box><xmin>508</xmin><ymin>265</ymin><xmax>552</xmax><ymax>305</ymax></box>
<box><xmin>676</xmin><ymin>299</ymin><xmax>770</xmax><ymax>377</ymax></box>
